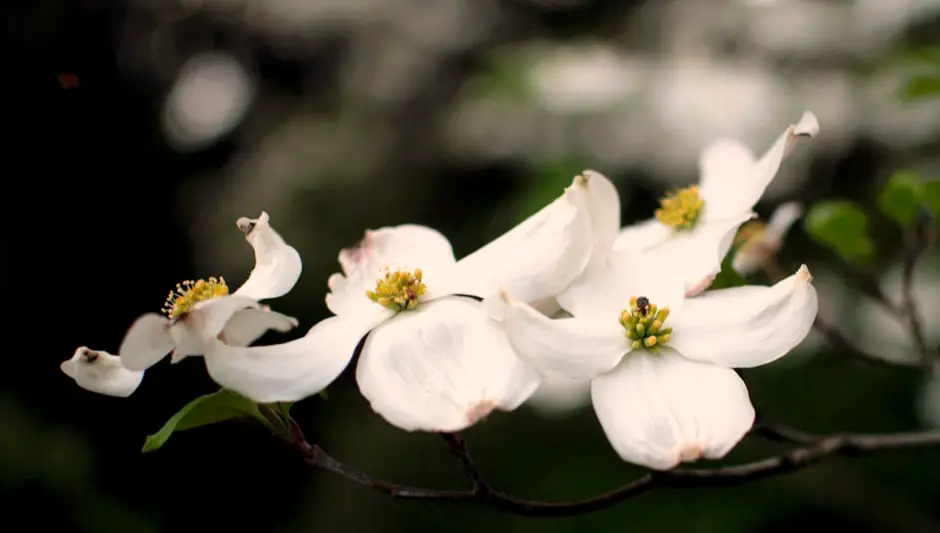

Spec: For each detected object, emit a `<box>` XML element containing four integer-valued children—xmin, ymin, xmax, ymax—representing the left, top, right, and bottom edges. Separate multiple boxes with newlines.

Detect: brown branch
<box><xmin>286</xmin><ymin>420</ymin><xmax>940</xmax><ymax>517</ymax></box>
<box><xmin>811</xmin><ymin>315</ymin><xmax>927</xmax><ymax>369</ymax></box>
<box><xmin>441</xmin><ymin>433</ymin><xmax>489</xmax><ymax>494</ymax></box>
<box><xmin>900</xmin><ymin>221</ymin><xmax>937</xmax><ymax>363</ymax></box>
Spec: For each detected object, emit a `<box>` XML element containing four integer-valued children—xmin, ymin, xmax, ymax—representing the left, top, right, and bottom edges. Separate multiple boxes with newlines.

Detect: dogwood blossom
<box><xmin>732</xmin><ymin>202</ymin><xmax>804</xmax><ymax>276</ymax></box>
<box><xmin>215</xmin><ymin>175</ymin><xmax>598</xmax><ymax>431</ymax></box>
<box><xmin>613</xmin><ymin>111</ymin><xmax>819</xmax><ymax>296</ymax></box>
<box><xmin>61</xmin><ymin>347</ymin><xmax>144</xmax><ymax>398</ymax></box>
<box><xmin>117</xmin><ymin>211</ymin><xmax>302</xmax><ymax>372</ymax></box>
<box><xmin>491</xmin><ymin>249</ymin><xmax>818</xmax><ymax>470</ymax></box>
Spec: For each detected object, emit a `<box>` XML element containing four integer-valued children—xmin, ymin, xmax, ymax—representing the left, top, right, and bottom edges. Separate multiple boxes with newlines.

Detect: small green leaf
<box><xmin>902</xmin><ymin>74</ymin><xmax>940</xmax><ymax>102</ymax></box>
<box><xmin>804</xmin><ymin>200</ymin><xmax>874</xmax><ymax>264</ymax></box>
<box><xmin>918</xmin><ymin>181</ymin><xmax>940</xmax><ymax>218</ymax></box>
<box><xmin>708</xmin><ymin>249</ymin><xmax>747</xmax><ymax>290</ymax></box>
<box><xmin>274</xmin><ymin>401</ymin><xmax>293</xmax><ymax>422</ymax></box>
<box><xmin>142</xmin><ymin>390</ymin><xmax>265</xmax><ymax>453</ymax></box>
<box><xmin>878</xmin><ymin>171</ymin><xmax>922</xmax><ymax>228</ymax></box>
<box><xmin>317</xmin><ymin>389</ymin><xmax>329</xmax><ymax>400</ymax></box>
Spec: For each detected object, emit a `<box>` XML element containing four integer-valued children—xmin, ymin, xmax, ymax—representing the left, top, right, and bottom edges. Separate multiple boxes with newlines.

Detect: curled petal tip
<box><xmin>236</xmin><ymin>211</ymin><xmax>270</xmax><ymax>235</ymax></box>
<box><xmin>236</xmin><ymin>216</ymin><xmax>254</xmax><ymax>234</ymax></box>
<box><xmin>793</xmin><ymin>111</ymin><xmax>819</xmax><ymax>138</ymax></box>
<box><xmin>797</xmin><ymin>264</ymin><xmax>813</xmax><ymax>283</ymax></box>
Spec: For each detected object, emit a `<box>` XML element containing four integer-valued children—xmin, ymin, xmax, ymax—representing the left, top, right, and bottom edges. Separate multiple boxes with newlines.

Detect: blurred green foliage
<box><xmin>804</xmin><ymin>200</ymin><xmax>874</xmax><ymax>265</ymax></box>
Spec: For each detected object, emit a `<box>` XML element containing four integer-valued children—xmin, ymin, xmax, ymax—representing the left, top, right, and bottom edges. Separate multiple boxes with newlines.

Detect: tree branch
<box><xmin>900</xmin><ymin>221</ymin><xmax>937</xmax><ymax>363</ymax></box>
<box><xmin>441</xmin><ymin>433</ymin><xmax>490</xmax><ymax>494</ymax></box>
<box><xmin>286</xmin><ymin>420</ymin><xmax>940</xmax><ymax>517</ymax></box>
<box><xmin>811</xmin><ymin>315</ymin><xmax>927</xmax><ymax>369</ymax></box>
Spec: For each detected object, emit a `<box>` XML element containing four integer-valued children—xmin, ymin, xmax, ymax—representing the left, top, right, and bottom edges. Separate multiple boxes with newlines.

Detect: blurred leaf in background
<box><xmin>804</xmin><ymin>200</ymin><xmax>874</xmax><ymax>265</ymax></box>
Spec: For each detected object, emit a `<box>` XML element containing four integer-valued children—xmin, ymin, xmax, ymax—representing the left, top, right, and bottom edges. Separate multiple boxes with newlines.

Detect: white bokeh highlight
<box><xmin>162</xmin><ymin>52</ymin><xmax>256</xmax><ymax>152</ymax></box>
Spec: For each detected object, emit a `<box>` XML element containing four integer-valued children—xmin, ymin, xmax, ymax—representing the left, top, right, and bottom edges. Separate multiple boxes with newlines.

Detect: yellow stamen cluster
<box><xmin>619</xmin><ymin>296</ymin><xmax>672</xmax><ymax>353</ymax></box>
<box><xmin>733</xmin><ymin>220</ymin><xmax>767</xmax><ymax>255</ymax></box>
<box><xmin>162</xmin><ymin>277</ymin><xmax>230</xmax><ymax>320</ymax></box>
<box><xmin>366</xmin><ymin>269</ymin><xmax>426</xmax><ymax>312</ymax></box>
<box><xmin>655</xmin><ymin>185</ymin><xmax>704</xmax><ymax>230</ymax></box>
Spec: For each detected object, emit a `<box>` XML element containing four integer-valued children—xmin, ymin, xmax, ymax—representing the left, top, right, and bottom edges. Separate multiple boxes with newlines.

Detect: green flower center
<box><xmin>619</xmin><ymin>296</ymin><xmax>672</xmax><ymax>353</ymax></box>
<box><xmin>367</xmin><ymin>268</ymin><xmax>427</xmax><ymax>312</ymax></box>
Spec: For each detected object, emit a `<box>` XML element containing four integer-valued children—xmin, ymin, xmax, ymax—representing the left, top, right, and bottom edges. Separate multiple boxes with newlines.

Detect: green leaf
<box><xmin>902</xmin><ymin>74</ymin><xmax>940</xmax><ymax>102</ymax></box>
<box><xmin>878</xmin><ymin>171</ymin><xmax>922</xmax><ymax>228</ymax></box>
<box><xmin>804</xmin><ymin>200</ymin><xmax>873</xmax><ymax>264</ymax></box>
<box><xmin>142</xmin><ymin>390</ymin><xmax>265</xmax><ymax>453</ymax></box>
<box><xmin>918</xmin><ymin>181</ymin><xmax>940</xmax><ymax>218</ymax></box>
<box><xmin>708</xmin><ymin>249</ymin><xmax>747</xmax><ymax>290</ymax></box>
<box><xmin>275</xmin><ymin>401</ymin><xmax>293</xmax><ymax>422</ymax></box>
<box><xmin>317</xmin><ymin>389</ymin><xmax>329</xmax><ymax>400</ymax></box>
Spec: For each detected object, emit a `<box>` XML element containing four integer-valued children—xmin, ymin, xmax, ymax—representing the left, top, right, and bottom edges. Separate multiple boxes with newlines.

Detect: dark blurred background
<box><xmin>8</xmin><ymin>0</ymin><xmax>940</xmax><ymax>531</ymax></box>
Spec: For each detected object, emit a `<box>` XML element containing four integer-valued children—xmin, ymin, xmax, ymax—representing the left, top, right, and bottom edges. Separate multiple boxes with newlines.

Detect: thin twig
<box><xmin>764</xmin><ymin>261</ymin><xmax>927</xmax><ymax>369</ymax></box>
<box><xmin>811</xmin><ymin>315</ymin><xmax>926</xmax><ymax>368</ymax></box>
<box><xmin>286</xmin><ymin>421</ymin><xmax>940</xmax><ymax>518</ymax></box>
<box><xmin>441</xmin><ymin>433</ymin><xmax>489</xmax><ymax>494</ymax></box>
<box><xmin>900</xmin><ymin>221</ymin><xmax>937</xmax><ymax>363</ymax></box>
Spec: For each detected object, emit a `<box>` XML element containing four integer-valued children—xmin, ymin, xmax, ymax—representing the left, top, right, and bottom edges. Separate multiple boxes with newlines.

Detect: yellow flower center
<box><xmin>733</xmin><ymin>220</ymin><xmax>768</xmax><ymax>255</ymax></box>
<box><xmin>162</xmin><ymin>277</ymin><xmax>230</xmax><ymax>320</ymax></box>
<box><xmin>655</xmin><ymin>185</ymin><xmax>703</xmax><ymax>230</ymax></box>
<box><xmin>619</xmin><ymin>296</ymin><xmax>672</xmax><ymax>353</ymax></box>
<box><xmin>366</xmin><ymin>268</ymin><xmax>427</xmax><ymax>312</ymax></box>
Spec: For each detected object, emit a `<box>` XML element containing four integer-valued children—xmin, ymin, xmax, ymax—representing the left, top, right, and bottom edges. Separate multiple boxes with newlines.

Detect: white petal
<box><xmin>699</xmin><ymin>111</ymin><xmax>819</xmax><ymax>220</ymax></box>
<box><xmin>450</xmin><ymin>174</ymin><xmax>593</xmax><ymax>303</ymax></box>
<box><xmin>167</xmin><ymin>295</ymin><xmax>264</xmax><ymax>364</ymax></box>
<box><xmin>591</xmin><ymin>349</ymin><xmax>755</xmax><ymax>470</ymax></box>
<box><xmin>118</xmin><ymin>314</ymin><xmax>174</xmax><ymax>371</ymax></box>
<box><xmin>356</xmin><ymin>297</ymin><xmax>541</xmax><ymax>432</ymax></box>
<box><xmin>202</xmin><ymin>314</ymin><xmax>378</xmax><ymax>403</ymax></box>
<box><xmin>557</xmin><ymin>247</ymin><xmax>687</xmax><ymax>320</ymax></box>
<box><xmin>190</xmin><ymin>295</ymin><xmax>263</xmax><ymax>340</ymax></box>
<box><xmin>613</xmin><ymin>218</ymin><xmax>673</xmax><ymax>252</ymax></box>
<box><xmin>765</xmin><ymin>201</ymin><xmax>805</xmax><ymax>237</ymax></box>
<box><xmin>492</xmin><ymin>292</ymin><xmax>626</xmax><ymax>379</ymax></box>
<box><xmin>326</xmin><ymin>224</ymin><xmax>457</xmax><ymax>316</ymax></box>
<box><xmin>218</xmin><ymin>308</ymin><xmax>299</xmax><ymax>347</ymax></box>
<box><xmin>231</xmin><ymin>211</ymin><xmax>303</xmax><ymax>300</ymax></box>
<box><xmin>732</xmin><ymin>202</ymin><xmax>804</xmax><ymax>276</ymax></box>
<box><xmin>581</xmin><ymin>169</ymin><xmax>622</xmax><ymax>258</ymax></box>
<box><xmin>697</xmin><ymin>139</ymin><xmax>757</xmax><ymax>220</ymax></box>
<box><xmin>670</xmin><ymin>265</ymin><xmax>818</xmax><ymax>368</ymax></box>
<box><xmin>655</xmin><ymin>212</ymin><xmax>756</xmax><ymax>295</ymax></box>
<box><xmin>61</xmin><ymin>347</ymin><xmax>144</xmax><ymax>398</ymax></box>
<box><xmin>750</xmin><ymin>111</ymin><xmax>818</xmax><ymax>196</ymax></box>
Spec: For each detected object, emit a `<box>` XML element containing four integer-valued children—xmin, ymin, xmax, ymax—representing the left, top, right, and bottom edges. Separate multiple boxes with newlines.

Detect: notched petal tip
<box><xmin>796</xmin><ymin>264</ymin><xmax>813</xmax><ymax>283</ymax></box>
<box><xmin>793</xmin><ymin>110</ymin><xmax>820</xmax><ymax>138</ymax></box>
<box><xmin>62</xmin><ymin>346</ymin><xmax>144</xmax><ymax>398</ymax></box>
<box><xmin>236</xmin><ymin>211</ymin><xmax>271</xmax><ymax>235</ymax></box>
<box><xmin>467</xmin><ymin>400</ymin><xmax>497</xmax><ymax>425</ymax></box>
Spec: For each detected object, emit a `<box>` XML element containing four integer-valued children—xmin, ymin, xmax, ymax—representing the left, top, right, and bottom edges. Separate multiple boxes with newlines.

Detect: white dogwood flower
<box><xmin>215</xmin><ymin>175</ymin><xmax>597</xmax><ymax>431</ymax></box>
<box><xmin>491</xmin><ymin>251</ymin><xmax>818</xmax><ymax>470</ymax></box>
<box><xmin>118</xmin><ymin>211</ymin><xmax>301</xmax><ymax>372</ymax></box>
<box><xmin>61</xmin><ymin>347</ymin><xmax>144</xmax><ymax>398</ymax></box>
<box><xmin>614</xmin><ymin>111</ymin><xmax>819</xmax><ymax>296</ymax></box>
<box><xmin>732</xmin><ymin>202</ymin><xmax>804</xmax><ymax>276</ymax></box>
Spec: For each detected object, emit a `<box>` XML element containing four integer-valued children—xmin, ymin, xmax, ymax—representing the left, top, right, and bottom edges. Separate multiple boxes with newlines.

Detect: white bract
<box><xmin>732</xmin><ymin>202</ymin><xmax>804</xmax><ymax>276</ymax></box>
<box><xmin>236</xmin><ymin>174</ymin><xmax>598</xmax><ymax>433</ymax></box>
<box><xmin>491</xmin><ymin>250</ymin><xmax>818</xmax><ymax>470</ymax></box>
<box><xmin>614</xmin><ymin>111</ymin><xmax>819</xmax><ymax>296</ymax></box>
<box><xmin>118</xmin><ymin>211</ymin><xmax>302</xmax><ymax>373</ymax></box>
<box><xmin>61</xmin><ymin>347</ymin><xmax>144</xmax><ymax>398</ymax></box>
